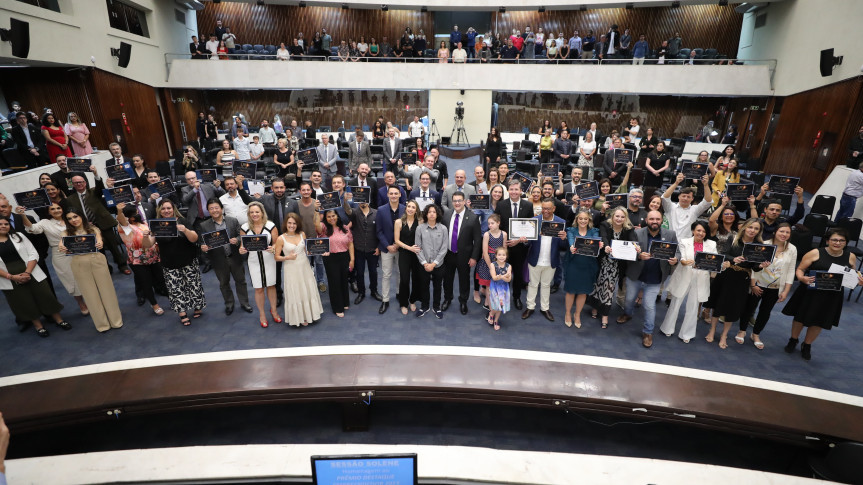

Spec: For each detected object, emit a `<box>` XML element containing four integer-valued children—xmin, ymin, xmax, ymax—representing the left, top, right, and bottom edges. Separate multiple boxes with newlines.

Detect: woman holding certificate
<box><xmin>659</xmin><ymin>221</ymin><xmax>716</xmax><ymax>343</ymax></box>
<box><xmin>707</xmin><ymin>218</ymin><xmax>768</xmax><ymax>349</ymax></box>
<box><xmin>710</xmin><ymin>159</ymin><xmax>741</xmax><ymax>207</ymax></box>
<box><xmin>782</xmin><ymin>227</ymin><xmax>862</xmax><ymax>360</ymax></box>
<box><xmin>59</xmin><ymin>208</ymin><xmax>123</xmax><ymax>332</ymax></box>
<box><xmin>563</xmin><ymin>209</ymin><xmax>601</xmax><ymax>328</ymax></box>
<box><xmin>0</xmin><ymin>216</ymin><xmax>68</xmax><ymax>337</ymax></box>
<box><xmin>318</xmin><ymin>209</ymin><xmax>354</xmax><ymax>318</ymax></box>
<box><xmin>146</xmin><ymin>200</ymin><xmax>205</xmax><ymax>326</ymax></box>
<box><xmin>588</xmin><ymin>207</ymin><xmax>636</xmax><ymax>328</ymax></box>
<box><xmin>240</xmin><ymin>202</ymin><xmax>280</xmax><ymax>327</ymax></box>
<box><xmin>736</xmin><ymin>222</ymin><xmax>796</xmax><ymax>349</ymax></box>
<box><xmin>273</xmin><ymin>213</ymin><xmax>323</xmax><ymax>326</ymax></box>
<box><xmin>115</xmin><ymin>203</ymin><xmax>165</xmax><ymax>316</ymax></box>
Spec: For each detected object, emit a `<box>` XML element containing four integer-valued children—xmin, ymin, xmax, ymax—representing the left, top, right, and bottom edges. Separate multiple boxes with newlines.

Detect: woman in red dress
<box><xmin>41</xmin><ymin>113</ymin><xmax>73</xmax><ymax>163</ymax></box>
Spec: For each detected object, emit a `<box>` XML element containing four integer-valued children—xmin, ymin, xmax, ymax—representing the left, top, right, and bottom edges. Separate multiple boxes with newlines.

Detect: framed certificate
<box><xmin>680</xmin><ymin>161</ymin><xmax>709</xmax><ymax>180</ymax></box>
<box><xmin>400</xmin><ymin>151</ymin><xmax>417</xmax><ymax>165</ymax></box>
<box><xmin>574</xmin><ymin>181</ymin><xmax>600</xmax><ymax>200</ymax></box>
<box><xmin>317</xmin><ymin>191</ymin><xmax>342</xmax><ymax>211</ymax></box>
<box><xmin>241</xmin><ymin>234</ymin><xmax>269</xmax><ymax>252</ymax></box>
<box><xmin>814</xmin><ymin>271</ymin><xmax>843</xmax><ymax>291</ymax></box>
<box><xmin>563</xmin><ymin>192</ymin><xmax>575</xmax><ymax>206</ymax></box>
<box><xmin>62</xmin><ymin>234</ymin><xmax>97</xmax><ymax>255</ymax></box>
<box><xmin>725</xmin><ymin>183</ymin><xmax>753</xmax><ymax>201</ymax></box>
<box><xmin>540</xmin><ymin>220</ymin><xmax>564</xmax><ymax>237</ymax></box>
<box><xmin>305</xmin><ymin>237</ymin><xmax>330</xmax><ymax>255</ymax></box>
<box><xmin>105</xmin><ymin>163</ymin><xmax>132</xmax><ymax>181</ymax></box>
<box><xmin>201</xmin><ymin>229</ymin><xmax>230</xmax><ymax>249</ymax></box>
<box><xmin>200</xmin><ymin>168</ymin><xmax>218</xmax><ymax>183</ymax></box>
<box><xmin>66</xmin><ymin>158</ymin><xmax>92</xmax><ymax>172</ymax></box>
<box><xmin>469</xmin><ymin>194</ymin><xmax>489</xmax><ymax>210</ymax></box>
<box><xmin>509</xmin><ymin>218</ymin><xmax>539</xmax><ymax>241</ymax></box>
<box><xmin>573</xmin><ymin>236</ymin><xmax>602</xmax><ymax>257</ymax></box>
<box><xmin>149</xmin><ymin>218</ymin><xmax>178</xmax><ymax>237</ymax></box>
<box><xmin>613</xmin><ymin>148</ymin><xmax>634</xmax><ymax>169</ymax></box>
<box><xmin>108</xmin><ymin>185</ymin><xmax>135</xmax><ymax>204</ymax></box>
<box><xmin>13</xmin><ymin>189</ymin><xmax>50</xmax><ymax>209</ymax></box>
<box><xmin>297</xmin><ymin>148</ymin><xmax>318</xmax><ymax>165</ymax></box>
<box><xmin>694</xmin><ymin>252</ymin><xmax>725</xmax><ymax>272</ymax></box>
<box><xmin>648</xmin><ymin>240</ymin><xmax>678</xmax><ymax>260</ymax></box>
<box><xmin>606</xmin><ymin>193</ymin><xmax>628</xmax><ymax>209</ymax></box>
<box><xmin>232</xmin><ymin>160</ymin><xmax>258</xmax><ymax>179</ymax></box>
<box><xmin>742</xmin><ymin>243</ymin><xmax>776</xmax><ymax>263</ymax></box>
<box><xmin>149</xmin><ymin>178</ymin><xmax>175</xmax><ymax>196</ymax></box>
<box><xmin>510</xmin><ymin>172</ymin><xmax>533</xmax><ymax>194</ymax></box>
<box><xmin>767</xmin><ymin>175</ymin><xmax>799</xmax><ymax>195</ymax></box>
<box><xmin>540</xmin><ymin>163</ymin><xmax>560</xmax><ymax>178</ymax></box>
<box><xmin>349</xmin><ymin>186</ymin><xmax>371</xmax><ymax>204</ymax></box>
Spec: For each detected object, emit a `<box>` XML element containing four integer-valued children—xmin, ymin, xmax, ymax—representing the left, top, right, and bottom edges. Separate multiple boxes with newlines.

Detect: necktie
<box><xmin>512</xmin><ymin>202</ymin><xmax>518</xmax><ymax>216</ymax></box>
<box><xmin>361</xmin><ymin>179</ymin><xmax>366</xmax><ymax>187</ymax></box>
<box><xmin>197</xmin><ymin>189</ymin><xmax>209</xmax><ymax>218</ymax></box>
<box><xmin>457</xmin><ymin>186</ymin><xmax>462</xmax><ymax>192</ymax></box>
<box><xmin>137</xmin><ymin>203</ymin><xmax>146</xmax><ymax>223</ymax></box>
<box><xmin>422</xmin><ymin>191</ymin><xmax>427</xmax><ymax>199</ymax></box>
<box><xmin>275</xmin><ymin>198</ymin><xmax>284</xmax><ymax>230</ymax></box>
<box><xmin>80</xmin><ymin>193</ymin><xmax>95</xmax><ymax>222</ymax></box>
<box><xmin>451</xmin><ymin>212</ymin><xmax>460</xmax><ymax>252</ymax></box>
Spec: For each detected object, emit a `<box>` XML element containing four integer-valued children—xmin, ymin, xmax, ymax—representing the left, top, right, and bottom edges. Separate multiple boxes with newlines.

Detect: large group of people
<box><xmin>2</xmin><ymin>106</ymin><xmax>862</xmax><ymax>364</ymax></box>
<box><xmin>188</xmin><ymin>18</ymin><xmax>727</xmax><ymax>64</ymax></box>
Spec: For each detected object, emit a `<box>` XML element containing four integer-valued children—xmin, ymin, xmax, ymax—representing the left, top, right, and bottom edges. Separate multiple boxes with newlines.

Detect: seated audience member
<box><xmin>59</xmin><ymin>208</ymin><xmax>124</xmax><ymax>332</ymax></box>
<box><xmin>277</xmin><ymin>42</ymin><xmax>290</xmax><ymax>60</ymax></box>
<box><xmin>289</xmin><ymin>38</ymin><xmax>304</xmax><ymax>59</ymax></box>
<box><xmin>199</xmin><ymin>198</ymin><xmax>252</xmax><ymax>316</ymax></box>
<box><xmin>9</xmin><ymin>111</ymin><xmax>49</xmax><ymax>168</ymax></box>
<box><xmin>498</xmin><ymin>38</ymin><xmax>519</xmax><ymax>62</ymax></box>
<box><xmin>0</xmin><ymin>215</ymin><xmax>69</xmax><ymax>337</ymax></box>
<box><xmin>115</xmin><ymin>203</ymin><xmax>165</xmax><ymax>315</ymax></box>
<box><xmin>190</xmin><ymin>35</ymin><xmax>207</xmax><ymax>59</ymax></box>
<box><xmin>215</xmin><ymin>139</ymin><xmax>239</xmax><ymax>167</ymax></box>
<box><xmin>750</xmin><ymin>184</ymin><xmax>805</xmax><ymax>240</ymax></box>
<box><xmin>181</xmin><ymin>145</ymin><xmax>200</xmax><ymax>172</ymax></box>
<box><xmin>337</xmin><ymin>40</ymin><xmax>350</xmax><ymax>61</ymax></box>
<box><xmin>452</xmin><ymin>42</ymin><xmax>467</xmax><ymax>63</ymax></box>
<box><xmin>437</xmin><ymin>41</ymin><xmax>450</xmax><ymax>63</ymax></box>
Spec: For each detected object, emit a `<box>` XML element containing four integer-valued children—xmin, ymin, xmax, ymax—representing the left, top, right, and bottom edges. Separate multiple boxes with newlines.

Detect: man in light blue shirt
<box><xmin>632</xmin><ymin>34</ymin><xmax>649</xmax><ymax>65</ymax></box>
<box><xmin>568</xmin><ymin>30</ymin><xmax>582</xmax><ymax>58</ymax></box>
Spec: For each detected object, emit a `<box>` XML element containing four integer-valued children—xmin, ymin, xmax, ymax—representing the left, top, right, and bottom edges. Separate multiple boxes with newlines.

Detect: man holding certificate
<box><xmin>617</xmin><ymin>210</ymin><xmax>678</xmax><ymax>348</ymax></box>
<box><xmin>521</xmin><ymin>199</ymin><xmax>567</xmax><ymax>322</ymax></box>
<box><xmin>495</xmin><ymin>181</ymin><xmax>535</xmax><ymax>310</ymax></box>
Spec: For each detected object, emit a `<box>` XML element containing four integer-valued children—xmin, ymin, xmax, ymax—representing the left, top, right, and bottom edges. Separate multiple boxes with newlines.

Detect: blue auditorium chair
<box><xmin>253</xmin><ymin>44</ymin><xmax>264</xmax><ymax>52</ymax></box>
<box><xmin>242</xmin><ymin>43</ymin><xmax>253</xmax><ymax>51</ymax></box>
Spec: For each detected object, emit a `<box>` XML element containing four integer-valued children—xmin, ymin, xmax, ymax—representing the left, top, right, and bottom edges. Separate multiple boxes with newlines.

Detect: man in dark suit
<box><xmin>603</xmin><ymin>138</ymin><xmax>626</xmax><ymax>186</ymax></box>
<box><xmin>199</xmin><ymin>199</ymin><xmax>253</xmax><ymax>315</ymax></box>
<box><xmin>521</xmin><ymin>199</ymin><xmax>568</xmax><ymax>322</ymax></box>
<box><xmin>376</xmin><ymin>171</ymin><xmax>406</xmax><ymax>208</ymax></box>
<box><xmin>190</xmin><ymin>35</ymin><xmax>207</xmax><ymax>59</ymax></box>
<box><xmin>257</xmin><ymin>177</ymin><xmax>298</xmax><ymax>306</ymax></box>
<box><xmin>494</xmin><ymin>180</ymin><xmax>534</xmax><ymax>309</ymax></box>
<box><xmin>129</xmin><ymin>186</ymin><xmax>156</xmax><ymax>223</ymax></box>
<box><xmin>142</xmin><ymin>170</ymin><xmax>181</xmax><ymax>209</ymax></box>
<box><xmin>349</xmin><ymin>163</ymin><xmax>378</xmax><ymax>208</ymax></box>
<box><xmin>181</xmin><ymin>170</ymin><xmax>225</xmax><ymax>229</ymax></box>
<box><xmin>8</xmin><ymin>111</ymin><xmax>48</xmax><ymax>168</ymax></box>
<box><xmin>441</xmin><ymin>192</ymin><xmax>482</xmax><ymax>314</ymax></box>
<box><xmin>375</xmin><ymin>186</ymin><xmax>405</xmax><ymax>314</ymax></box>
<box><xmin>348</xmin><ymin>130</ymin><xmax>372</xmax><ymax>174</ymax></box>
<box><xmin>408</xmin><ymin>171</ymin><xmax>441</xmax><ymax>207</ymax></box>
<box><xmin>616</xmin><ymin>210</ymin><xmax>679</xmax><ymax>348</ymax></box>
<box><xmin>106</xmin><ymin>142</ymin><xmax>133</xmax><ymax>168</ymax></box>
<box><xmin>61</xmin><ymin>170</ymin><xmax>130</xmax><ymax>274</ymax></box>
<box><xmin>382</xmin><ymin>128</ymin><xmax>403</xmax><ymax>173</ymax></box>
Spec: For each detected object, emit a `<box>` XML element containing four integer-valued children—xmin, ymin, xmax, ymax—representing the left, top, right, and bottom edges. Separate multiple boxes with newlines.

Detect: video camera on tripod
<box><xmin>455</xmin><ymin>101</ymin><xmax>465</xmax><ymax>120</ymax></box>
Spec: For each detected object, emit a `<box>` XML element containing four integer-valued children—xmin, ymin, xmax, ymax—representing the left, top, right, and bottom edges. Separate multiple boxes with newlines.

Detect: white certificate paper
<box><xmin>828</xmin><ymin>263</ymin><xmax>859</xmax><ymax>289</ymax></box>
<box><xmin>509</xmin><ymin>218</ymin><xmax>539</xmax><ymax>240</ymax></box>
<box><xmin>415</xmin><ymin>196</ymin><xmax>434</xmax><ymax>211</ymax></box>
<box><xmin>610</xmin><ymin>239</ymin><xmax>638</xmax><ymax>261</ymax></box>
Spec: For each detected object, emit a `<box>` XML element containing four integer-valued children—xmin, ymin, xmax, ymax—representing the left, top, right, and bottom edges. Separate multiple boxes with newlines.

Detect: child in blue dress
<box><xmin>488</xmin><ymin>246</ymin><xmax>512</xmax><ymax>331</ymax></box>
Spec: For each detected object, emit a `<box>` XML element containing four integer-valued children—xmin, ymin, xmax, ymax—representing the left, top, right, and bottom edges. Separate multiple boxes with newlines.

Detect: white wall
<box><xmin>166</xmin><ymin>61</ymin><xmax>774</xmax><ymax>96</ymax></box>
<box><xmin>428</xmin><ymin>89</ymin><xmax>492</xmax><ymax>146</ymax></box>
<box><xmin>737</xmin><ymin>0</ymin><xmax>863</xmax><ymax>96</ymax></box>
<box><xmin>0</xmin><ymin>0</ymin><xmax>192</xmax><ymax>88</ymax></box>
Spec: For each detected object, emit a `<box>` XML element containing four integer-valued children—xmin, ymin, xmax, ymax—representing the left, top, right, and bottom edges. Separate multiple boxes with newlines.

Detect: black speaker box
<box><xmin>820</xmin><ymin>48</ymin><xmax>843</xmax><ymax>77</ymax></box>
<box><xmin>117</xmin><ymin>42</ymin><xmax>132</xmax><ymax>68</ymax></box>
<box><xmin>0</xmin><ymin>18</ymin><xmax>30</xmax><ymax>58</ymax></box>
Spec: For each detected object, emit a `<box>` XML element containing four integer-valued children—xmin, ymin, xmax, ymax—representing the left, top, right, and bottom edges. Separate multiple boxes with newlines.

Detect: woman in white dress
<box><xmin>578</xmin><ymin>131</ymin><xmax>597</xmax><ymax>180</ymax></box>
<box><xmin>17</xmin><ymin>203</ymin><xmax>88</xmax><ymax>315</ymax></box>
<box><xmin>239</xmin><ymin>201</ymin><xmax>280</xmax><ymax>327</ymax></box>
<box><xmin>273</xmin><ymin>212</ymin><xmax>323</xmax><ymax>326</ymax></box>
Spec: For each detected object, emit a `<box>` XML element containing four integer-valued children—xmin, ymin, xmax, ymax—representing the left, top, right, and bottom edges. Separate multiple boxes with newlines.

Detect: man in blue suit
<box><xmin>375</xmin><ymin>186</ymin><xmax>405</xmax><ymax>314</ymax></box>
<box><xmin>376</xmin><ymin>171</ymin><xmax>407</xmax><ymax>208</ymax></box>
<box><xmin>408</xmin><ymin>171</ymin><xmax>441</xmax><ymax>208</ymax></box>
<box><xmin>522</xmin><ymin>198</ymin><xmax>568</xmax><ymax>322</ymax></box>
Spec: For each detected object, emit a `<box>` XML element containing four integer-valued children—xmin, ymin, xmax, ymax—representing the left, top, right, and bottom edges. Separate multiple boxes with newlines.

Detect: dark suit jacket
<box><xmin>377</xmin><ymin>185</ymin><xmax>407</xmax><ymax>208</ymax></box>
<box><xmin>494</xmin><ymin>198</ymin><xmax>534</xmax><ymax>238</ymax></box>
<box><xmin>259</xmin><ymin>193</ymin><xmax>299</xmax><ymax>231</ymax></box>
<box><xmin>442</xmin><ymin>208</ymin><xmax>482</xmax><ymax>261</ymax></box>
<box><xmin>51</xmin><ymin>169</ymin><xmax>75</xmax><ymax>195</ymax></box>
<box><xmin>408</xmin><ymin>188</ymin><xmax>441</xmax><ymax>206</ymax></box>
<box><xmin>181</xmin><ymin>183</ymin><xmax>225</xmax><ymax>223</ymax></box>
<box><xmin>527</xmin><ymin>215</ymin><xmax>567</xmax><ymax>268</ymax></box>
<box><xmin>9</xmin><ymin>123</ymin><xmax>47</xmax><ymax>154</ymax></box>
<box><xmin>623</xmin><ymin>226</ymin><xmax>678</xmax><ymax>282</ymax></box>
<box><xmin>198</xmin><ymin>216</ymin><xmax>243</xmax><ymax>258</ymax></box>
<box><xmin>61</xmin><ymin>179</ymin><xmax>118</xmax><ymax>230</ymax></box>
<box><xmin>349</xmin><ymin>176</ymin><xmax>378</xmax><ymax>208</ymax></box>
<box><xmin>375</xmin><ymin>203</ymin><xmax>405</xmax><ymax>252</ymax></box>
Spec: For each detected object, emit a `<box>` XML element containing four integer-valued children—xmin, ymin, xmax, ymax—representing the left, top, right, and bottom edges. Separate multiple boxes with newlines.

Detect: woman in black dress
<box><xmin>485</xmin><ymin>127</ymin><xmax>502</xmax><ymax>168</ymax></box>
<box><xmin>643</xmin><ymin>141</ymin><xmax>670</xmax><ymax>196</ymax></box>
<box><xmin>394</xmin><ymin>200</ymin><xmax>421</xmax><ymax>315</ymax></box>
<box><xmin>638</xmin><ymin>127</ymin><xmax>658</xmax><ymax>159</ymax></box>
<box><xmin>708</xmin><ymin>217</ymin><xmax>769</xmax><ymax>349</ymax></box>
<box><xmin>588</xmin><ymin>207</ymin><xmax>635</xmax><ymax>328</ymax></box>
<box><xmin>372</xmin><ymin>121</ymin><xmax>385</xmax><ymax>139</ymax></box>
<box><xmin>273</xmin><ymin>138</ymin><xmax>296</xmax><ymax>181</ymax></box>
<box><xmin>782</xmin><ymin>228</ymin><xmax>863</xmax><ymax>360</ymax></box>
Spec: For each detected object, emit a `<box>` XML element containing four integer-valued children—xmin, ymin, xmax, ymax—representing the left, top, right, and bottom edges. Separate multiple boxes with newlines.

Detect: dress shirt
<box><xmin>607</xmin><ymin>32</ymin><xmax>616</xmax><ymax>55</ymax></box>
<box><xmin>249</xmin><ymin>142</ymin><xmax>264</xmax><ymax>160</ymax></box>
<box><xmin>220</xmin><ymin>191</ymin><xmax>249</xmax><ymax>226</ymax></box>
<box><xmin>22</xmin><ymin>124</ymin><xmax>34</xmax><ymax>147</ymax></box>
<box><xmin>388</xmin><ymin>138</ymin><xmax>397</xmax><ymax>159</ymax></box>
<box><xmin>569</xmin><ymin>36</ymin><xmax>582</xmax><ymax>52</ymax></box>
<box><xmin>356</xmin><ymin>176</ymin><xmax>370</xmax><ymax>187</ymax></box>
<box><xmin>233</xmin><ymin>137</ymin><xmax>251</xmax><ymax>160</ymax></box>
<box><xmin>258</xmin><ymin>127</ymin><xmax>277</xmax><ymax>144</ymax></box>
<box><xmin>536</xmin><ymin>217</ymin><xmax>554</xmax><ymax>266</ymax></box>
<box><xmin>452</xmin><ymin>48</ymin><xmax>467</xmax><ymax>62</ymax></box>
<box><xmin>844</xmin><ymin>170</ymin><xmax>863</xmax><ymax>198</ymax></box>
<box><xmin>661</xmin><ymin>197</ymin><xmax>712</xmax><ymax>240</ymax></box>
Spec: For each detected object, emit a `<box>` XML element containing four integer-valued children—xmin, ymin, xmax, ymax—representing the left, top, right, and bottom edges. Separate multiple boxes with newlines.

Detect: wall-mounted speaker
<box><xmin>0</xmin><ymin>18</ymin><xmax>30</xmax><ymax>59</ymax></box>
<box><xmin>820</xmin><ymin>48</ymin><xmax>843</xmax><ymax>77</ymax></box>
<box><xmin>111</xmin><ymin>42</ymin><xmax>132</xmax><ymax>68</ymax></box>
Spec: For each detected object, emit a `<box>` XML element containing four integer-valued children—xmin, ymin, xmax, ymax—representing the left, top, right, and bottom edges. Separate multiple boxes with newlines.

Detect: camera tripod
<box><xmin>429</xmin><ymin>118</ymin><xmax>441</xmax><ymax>146</ymax></box>
<box><xmin>450</xmin><ymin>116</ymin><xmax>469</xmax><ymax>146</ymax></box>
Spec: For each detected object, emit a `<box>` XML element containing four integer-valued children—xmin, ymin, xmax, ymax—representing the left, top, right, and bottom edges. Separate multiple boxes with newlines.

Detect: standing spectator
<box><xmin>190</xmin><ymin>35</ymin><xmax>206</xmax><ymax>59</ymax></box>
<box><xmin>206</xmin><ymin>34</ymin><xmax>219</xmax><ymax>60</ymax></box>
<box><xmin>0</xmin><ymin>216</ymin><xmax>68</xmax><ymax>337</ymax></box>
<box><xmin>569</xmin><ymin>30</ymin><xmax>582</xmax><ymax>58</ymax></box>
<box><xmin>486</xmin><ymin>127</ymin><xmax>503</xmax><ymax>167</ymax></box>
<box><xmin>667</xmin><ymin>32</ymin><xmax>682</xmax><ymax>59</ymax></box>
<box><xmin>581</xmin><ymin>30</ymin><xmax>595</xmax><ymax>59</ymax></box>
<box><xmin>430</xmin><ymin>147</ymin><xmax>449</xmax><ymax>191</ymax></box>
<box><xmin>408</xmin><ymin>116</ymin><xmax>425</xmax><ymax>140</ymax></box>
<box><xmin>400</xmin><ymin>29</ymin><xmax>414</xmax><ymax>59</ymax></box>
<box><xmin>659</xmin><ymin>220</ymin><xmax>714</xmax><ymax>343</ymax></box>
<box><xmin>63</xmin><ymin>112</ymin><xmax>92</xmax><ymax>157</ymax></box>
<box><xmin>321</xmin><ymin>28</ymin><xmax>332</xmax><ymax>54</ymax></box>
<box><xmin>479</xmin><ymin>43</ymin><xmax>492</xmax><ymax>62</ymax></box>
<box><xmin>41</xmin><ymin>113</ymin><xmax>72</xmax><ymax>163</ymax></box>
<box><xmin>521</xmin><ymin>199</ymin><xmax>567</xmax><ymax>322</ymax></box>
<box><xmin>376</xmin><ymin>186</ymin><xmax>405</xmax><ymax>314</ymax></box>
<box><xmin>450</xmin><ymin>25</ymin><xmax>461</xmax><ymax>51</ymax></box>
<box><xmin>240</xmin><ymin>202</ymin><xmax>280</xmax><ymax>327</ymax></box>
<box><xmin>337</xmin><ymin>40</ymin><xmax>350</xmax><ymax>61</ymax></box>
<box><xmin>437</xmin><ymin>41</ymin><xmax>450</xmax><ymax>63</ymax></box>
<box><xmin>149</xmin><ymin>200</ymin><xmax>205</xmax><ymax>326</ymax></box>
<box><xmin>511</xmin><ymin>30</ymin><xmax>524</xmax><ymax>53</ymax></box>
<box><xmin>523</xmin><ymin>31</ymin><xmax>536</xmax><ymax>61</ymax></box>
<box><xmin>644</xmin><ymin>141</ymin><xmax>671</xmax><ymax>195</ymax></box>
<box><xmin>274</xmin><ymin>213</ymin><xmax>323</xmax><ymax>326</ymax></box>
<box><xmin>348</xmin><ymin>130</ymin><xmax>372</xmax><ymax>174</ymax></box>
<box><xmin>277</xmin><ymin>42</ymin><xmax>290</xmax><ymax>60</ymax></box>
<box><xmin>545</xmin><ymin>33</ymin><xmax>558</xmax><ymax>60</ymax></box>
<box><xmin>414</xmin><ymin>30</ymin><xmax>427</xmax><ymax>59</ymax></box>
<box><xmin>222</xmin><ymin>26</ymin><xmax>237</xmax><ymax>54</ymax></box>
<box><xmin>232</xmin><ymin>129</ymin><xmax>251</xmax><ymax>160</ymax></box>
<box><xmin>578</xmin><ymin>131</ymin><xmax>597</xmax><ymax>180</ymax></box>
<box><xmin>656</xmin><ymin>40</ymin><xmax>669</xmax><ymax>64</ymax></box>
<box><xmin>415</xmin><ymin>203</ymin><xmax>448</xmax><ymax>318</ymax></box>
<box><xmin>289</xmin><ymin>38</ymin><xmax>304</xmax><ymax>59</ymax></box>
<box><xmin>115</xmin><ymin>203</ymin><xmax>165</xmax><ymax>315</ymax></box>
<box><xmin>632</xmin><ymin>34</ymin><xmax>648</xmax><ymax>65</ymax></box>
<box><xmin>442</xmin><ymin>192</ymin><xmax>482</xmax><ymax>315</ymax></box>
<box><xmin>394</xmin><ymin>200</ymin><xmax>421</xmax><ymax>315</ymax></box>
<box><xmin>620</xmin><ymin>28</ymin><xmax>632</xmax><ymax>58</ymax></box>
<box><xmin>847</xmin><ymin>125</ymin><xmax>863</xmax><ymax>169</ymax></box>
<box><xmin>59</xmin><ymin>208</ymin><xmax>124</xmax><ymax>332</ymax></box>
<box><xmin>230</xmin><ymin>116</ymin><xmax>248</xmax><ymax>139</ymax></box>
<box><xmin>452</xmin><ymin>42</ymin><xmax>467</xmax><ymax>63</ymax></box>
<box><xmin>368</xmin><ymin>37</ymin><xmax>380</xmax><ymax>58</ymax></box>
<box><xmin>214</xmin><ymin>19</ymin><xmax>226</xmax><ymax>42</ymax></box>
<box><xmin>465</xmin><ymin>27</ymin><xmax>477</xmax><ymax>60</ymax></box>
<box><xmin>836</xmin><ymin>163</ymin><xmax>863</xmax><ymax>220</ymax></box>
<box><xmin>318</xmin><ymin>209</ymin><xmax>354</xmax><ymax>317</ymax></box>
<box><xmin>258</xmin><ymin>120</ymin><xmax>277</xmax><ymax>146</ymax></box>
<box><xmin>552</xmin><ymin>129</ymin><xmax>574</xmax><ymax>166</ymax></box>
<box><xmin>379</xmin><ymin>36</ymin><xmax>392</xmax><ymax>58</ymax></box>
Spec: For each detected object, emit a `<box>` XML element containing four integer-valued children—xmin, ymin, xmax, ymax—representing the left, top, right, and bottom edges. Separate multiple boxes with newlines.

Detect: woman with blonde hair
<box><xmin>239</xmin><ymin>201</ymin><xmax>279</xmax><ymax>327</ymax></box>
<box><xmin>64</xmin><ymin>111</ymin><xmax>93</xmax><ymax>157</ymax></box>
<box><xmin>588</xmin><ymin>206</ymin><xmax>635</xmax><ymax>328</ymax></box>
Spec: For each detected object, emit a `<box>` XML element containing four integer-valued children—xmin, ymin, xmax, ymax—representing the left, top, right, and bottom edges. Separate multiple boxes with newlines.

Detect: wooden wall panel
<box><xmin>763</xmin><ymin>77</ymin><xmax>863</xmax><ymax>193</ymax></box>
<box><xmin>197</xmin><ymin>3</ymin><xmax>434</xmax><ymax>48</ymax></box>
<box><xmin>492</xmin><ymin>5</ymin><xmax>742</xmax><ymax>58</ymax></box>
<box><xmin>0</xmin><ymin>68</ymin><xmax>170</xmax><ymax>165</ymax></box>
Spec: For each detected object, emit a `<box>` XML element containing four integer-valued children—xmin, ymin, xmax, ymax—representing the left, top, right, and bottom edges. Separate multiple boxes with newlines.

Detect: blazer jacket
<box><xmin>9</xmin><ymin>123</ymin><xmax>47</xmax><ymax>155</ymax></box>
<box><xmin>0</xmin><ymin>234</ymin><xmax>47</xmax><ymax>291</ymax></box>
<box><xmin>61</xmin><ymin>179</ymin><xmax>118</xmax><ymax>230</ymax></box>
<box><xmin>494</xmin><ymin>198</ymin><xmax>534</xmax><ymax>240</ymax></box>
<box><xmin>527</xmin><ymin>215</ymin><xmax>567</xmax><ymax>268</ymax></box>
<box><xmin>666</xmin><ymin>237</ymin><xmax>716</xmax><ymax>302</ymax></box>
<box><xmin>623</xmin><ymin>226</ymin><xmax>679</xmax><ymax>282</ymax></box>
<box><xmin>375</xmin><ymin>203</ymin><xmax>405</xmax><ymax>252</ymax></box>
<box><xmin>348</xmin><ymin>175</ymin><xmax>379</xmax><ymax>208</ymax></box>
<box><xmin>442</xmin><ymin>207</ymin><xmax>482</xmax><ymax>261</ymax></box>
<box><xmin>316</xmin><ymin>142</ymin><xmax>339</xmax><ymax>176</ymax></box>
<box><xmin>377</xmin><ymin>185</ymin><xmax>407</xmax><ymax>208</ymax></box>
<box><xmin>382</xmin><ymin>137</ymin><xmax>403</xmax><ymax>164</ymax></box>
<box><xmin>441</xmin><ymin>183</ymin><xmax>477</xmax><ymax>211</ymax></box>
<box><xmin>259</xmin><ymin>193</ymin><xmax>299</xmax><ymax>230</ymax></box>
<box><xmin>181</xmin><ymin>183</ymin><xmax>226</xmax><ymax>222</ymax></box>
<box><xmin>408</xmin><ymin>187</ymin><xmax>441</xmax><ymax>207</ymax></box>
<box><xmin>198</xmin><ymin>216</ymin><xmax>243</xmax><ymax>257</ymax></box>
<box><xmin>348</xmin><ymin>139</ymin><xmax>372</xmax><ymax>173</ymax></box>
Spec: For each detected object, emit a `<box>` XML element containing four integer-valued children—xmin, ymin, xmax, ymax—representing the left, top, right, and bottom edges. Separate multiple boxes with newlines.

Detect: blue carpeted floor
<box><xmin>2</xmin><ymin>154</ymin><xmax>862</xmax><ymax>398</ymax></box>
